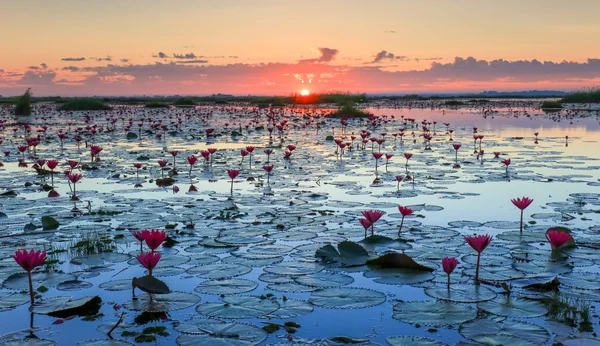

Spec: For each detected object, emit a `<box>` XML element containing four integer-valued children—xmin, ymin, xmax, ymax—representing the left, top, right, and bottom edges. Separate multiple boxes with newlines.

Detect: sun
<box><xmin>300</xmin><ymin>89</ymin><xmax>310</xmax><ymax>96</ymax></box>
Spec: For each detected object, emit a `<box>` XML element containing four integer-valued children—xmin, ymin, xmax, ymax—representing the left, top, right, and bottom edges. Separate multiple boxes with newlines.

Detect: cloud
<box><xmin>3</xmin><ymin>55</ymin><xmax>600</xmax><ymax>95</ymax></box>
<box><xmin>120</xmin><ymin>59</ymin><xmax>130</xmax><ymax>63</ymax></box>
<box><xmin>175</xmin><ymin>60</ymin><xmax>210</xmax><ymax>64</ymax></box>
<box><xmin>62</xmin><ymin>66</ymin><xmax>80</xmax><ymax>72</ymax></box>
<box><xmin>153</xmin><ymin>52</ymin><xmax>169</xmax><ymax>59</ymax></box>
<box><xmin>300</xmin><ymin>47</ymin><xmax>339</xmax><ymax>63</ymax></box>
<box><xmin>40</xmin><ymin>63</ymin><xmax>48</xmax><ymax>69</ymax></box>
<box><xmin>384</xmin><ymin>30</ymin><xmax>396</xmax><ymax>34</ymax></box>
<box><xmin>92</xmin><ymin>56</ymin><xmax>112</xmax><ymax>62</ymax></box>
<box><xmin>61</xmin><ymin>57</ymin><xmax>86</xmax><ymax>61</ymax></box>
<box><xmin>173</xmin><ymin>53</ymin><xmax>197</xmax><ymax>59</ymax></box>
<box><xmin>369</xmin><ymin>50</ymin><xmax>408</xmax><ymax>63</ymax></box>
<box><xmin>28</xmin><ymin>66</ymin><xmax>41</xmax><ymax>70</ymax></box>
<box><xmin>414</xmin><ymin>57</ymin><xmax>443</xmax><ymax>62</ymax></box>
<box><xmin>19</xmin><ymin>70</ymin><xmax>56</xmax><ymax>85</ymax></box>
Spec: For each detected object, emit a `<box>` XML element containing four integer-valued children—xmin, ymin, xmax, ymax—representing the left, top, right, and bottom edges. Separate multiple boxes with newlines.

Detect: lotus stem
<box><xmin>475</xmin><ymin>252</ymin><xmax>481</xmax><ymax>282</ymax></box>
<box><xmin>27</xmin><ymin>271</ymin><xmax>34</xmax><ymax>305</ymax></box>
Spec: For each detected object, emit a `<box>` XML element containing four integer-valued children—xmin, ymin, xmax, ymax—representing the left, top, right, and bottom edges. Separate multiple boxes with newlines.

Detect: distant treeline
<box><xmin>1</xmin><ymin>89</ymin><xmax>598</xmax><ymax>110</ymax></box>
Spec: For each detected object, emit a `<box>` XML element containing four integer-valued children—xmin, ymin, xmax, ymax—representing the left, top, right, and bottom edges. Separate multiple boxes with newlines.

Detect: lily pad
<box><xmin>175</xmin><ymin>320</ymin><xmax>267</xmax><ymax>346</ymax></box>
<box><xmin>123</xmin><ymin>291</ymin><xmax>200</xmax><ymax>312</ymax></box>
<box><xmin>387</xmin><ymin>336</ymin><xmax>449</xmax><ymax>346</ymax></box>
<box><xmin>459</xmin><ymin>319</ymin><xmax>549</xmax><ymax>344</ymax></box>
<box><xmin>478</xmin><ymin>296</ymin><xmax>548</xmax><ymax>318</ymax></box>
<box><xmin>309</xmin><ymin>287</ymin><xmax>386</xmax><ymax>309</ymax></box>
<box><xmin>194</xmin><ymin>278</ymin><xmax>258</xmax><ymax>295</ymax></box>
<box><xmin>196</xmin><ymin>295</ymin><xmax>280</xmax><ymax>318</ymax></box>
<box><xmin>31</xmin><ymin>296</ymin><xmax>102</xmax><ymax>317</ymax></box>
<box><xmin>424</xmin><ymin>284</ymin><xmax>497</xmax><ymax>303</ymax></box>
<box><xmin>188</xmin><ymin>263</ymin><xmax>252</xmax><ymax>279</ymax></box>
<box><xmin>392</xmin><ymin>300</ymin><xmax>476</xmax><ymax>326</ymax></box>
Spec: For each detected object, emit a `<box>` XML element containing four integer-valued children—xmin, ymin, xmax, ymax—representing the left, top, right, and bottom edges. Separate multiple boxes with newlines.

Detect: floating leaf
<box><xmin>175</xmin><ymin>320</ymin><xmax>267</xmax><ymax>346</ymax></box>
<box><xmin>309</xmin><ymin>287</ymin><xmax>386</xmax><ymax>309</ymax></box>
<box><xmin>367</xmin><ymin>252</ymin><xmax>434</xmax><ymax>271</ymax></box>
<box><xmin>478</xmin><ymin>297</ymin><xmax>548</xmax><ymax>318</ymax></box>
<box><xmin>0</xmin><ymin>291</ymin><xmax>31</xmax><ymax>309</ymax></box>
<box><xmin>134</xmin><ymin>275</ymin><xmax>170</xmax><ymax>294</ymax></box>
<box><xmin>264</xmin><ymin>262</ymin><xmax>324</xmax><ymax>276</ymax></box>
<box><xmin>123</xmin><ymin>291</ymin><xmax>200</xmax><ymax>312</ymax></box>
<box><xmin>77</xmin><ymin>340</ymin><xmax>134</xmax><ymax>346</ymax></box>
<box><xmin>392</xmin><ymin>301</ymin><xmax>476</xmax><ymax>326</ymax></box>
<box><xmin>3</xmin><ymin>272</ymin><xmax>76</xmax><ymax>290</ymax></box>
<box><xmin>459</xmin><ymin>319</ymin><xmax>549</xmax><ymax>344</ymax></box>
<box><xmin>188</xmin><ymin>264</ymin><xmax>252</xmax><ymax>279</ymax></box>
<box><xmin>41</xmin><ymin>216</ymin><xmax>59</xmax><ymax>230</ymax></box>
<box><xmin>424</xmin><ymin>284</ymin><xmax>497</xmax><ymax>303</ymax></box>
<box><xmin>387</xmin><ymin>336</ymin><xmax>449</xmax><ymax>346</ymax></box>
<box><xmin>194</xmin><ymin>278</ymin><xmax>258</xmax><ymax>295</ymax></box>
<box><xmin>31</xmin><ymin>296</ymin><xmax>102</xmax><ymax>317</ymax></box>
<box><xmin>196</xmin><ymin>295</ymin><xmax>279</xmax><ymax>318</ymax></box>
<box><xmin>294</xmin><ymin>272</ymin><xmax>353</xmax><ymax>288</ymax></box>
<box><xmin>266</xmin><ymin>298</ymin><xmax>313</xmax><ymax>319</ymax></box>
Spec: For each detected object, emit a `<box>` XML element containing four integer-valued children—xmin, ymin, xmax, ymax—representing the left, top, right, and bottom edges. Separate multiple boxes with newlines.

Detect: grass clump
<box><xmin>174</xmin><ymin>97</ymin><xmax>196</xmax><ymax>106</ymax></box>
<box><xmin>561</xmin><ymin>88</ymin><xmax>600</xmax><ymax>103</ymax></box>
<box><xmin>444</xmin><ymin>100</ymin><xmax>466</xmax><ymax>106</ymax></box>
<box><xmin>15</xmin><ymin>88</ymin><xmax>32</xmax><ymax>116</ymax></box>
<box><xmin>59</xmin><ymin>98</ymin><xmax>111</xmax><ymax>111</ymax></box>
<box><xmin>540</xmin><ymin>100</ymin><xmax>563</xmax><ymax>109</ymax></box>
<box><xmin>145</xmin><ymin>102</ymin><xmax>170</xmax><ymax>108</ymax></box>
<box><xmin>328</xmin><ymin>103</ymin><xmax>371</xmax><ymax>118</ymax></box>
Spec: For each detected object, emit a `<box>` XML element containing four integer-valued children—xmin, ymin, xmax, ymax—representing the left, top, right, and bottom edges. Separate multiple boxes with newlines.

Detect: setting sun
<box><xmin>300</xmin><ymin>89</ymin><xmax>310</xmax><ymax>96</ymax></box>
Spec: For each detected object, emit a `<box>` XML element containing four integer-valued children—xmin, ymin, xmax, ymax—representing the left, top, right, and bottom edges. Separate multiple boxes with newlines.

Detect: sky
<box><xmin>1</xmin><ymin>0</ymin><xmax>600</xmax><ymax>96</ymax></box>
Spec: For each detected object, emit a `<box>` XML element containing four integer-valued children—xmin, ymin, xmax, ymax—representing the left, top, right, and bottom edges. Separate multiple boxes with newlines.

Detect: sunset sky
<box><xmin>1</xmin><ymin>0</ymin><xmax>600</xmax><ymax>96</ymax></box>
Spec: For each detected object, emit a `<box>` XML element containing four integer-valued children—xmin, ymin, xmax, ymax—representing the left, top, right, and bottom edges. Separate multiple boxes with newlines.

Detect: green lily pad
<box><xmin>392</xmin><ymin>301</ymin><xmax>476</xmax><ymax>326</ymax></box>
<box><xmin>175</xmin><ymin>320</ymin><xmax>267</xmax><ymax>346</ymax></box>
<box><xmin>31</xmin><ymin>296</ymin><xmax>102</xmax><ymax>317</ymax></box>
<box><xmin>264</xmin><ymin>262</ymin><xmax>324</xmax><ymax>276</ymax></box>
<box><xmin>123</xmin><ymin>291</ymin><xmax>200</xmax><ymax>312</ymax></box>
<box><xmin>294</xmin><ymin>272</ymin><xmax>354</xmax><ymax>287</ymax></box>
<box><xmin>188</xmin><ymin>264</ymin><xmax>252</xmax><ymax>279</ymax></box>
<box><xmin>266</xmin><ymin>298</ymin><xmax>313</xmax><ymax>318</ymax></box>
<box><xmin>196</xmin><ymin>295</ymin><xmax>280</xmax><ymax>318</ymax></box>
<box><xmin>3</xmin><ymin>272</ymin><xmax>76</xmax><ymax>290</ymax></box>
<box><xmin>194</xmin><ymin>278</ymin><xmax>258</xmax><ymax>295</ymax></box>
<box><xmin>387</xmin><ymin>336</ymin><xmax>449</xmax><ymax>346</ymax></box>
<box><xmin>0</xmin><ymin>291</ymin><xmax>31</xmax><ymax>309</ymax></box>
<box><xmin>424</xmin><ymin>284</ymin><xmax>497</xmax><ymax>303</ymax></box>
<box><xmin>478</xmin><ymin>296</ymin><xmax>548</xmax><ymax>318</ymax></box>
<box><xmin>309</xmin><ymin>287</ymin><xmax>386</xmax><ymax>309</ymax></box>
<box><xmin>459</xmin><ymin>319</ymin><xmax>549</xmax><ymax>344</ymax></box>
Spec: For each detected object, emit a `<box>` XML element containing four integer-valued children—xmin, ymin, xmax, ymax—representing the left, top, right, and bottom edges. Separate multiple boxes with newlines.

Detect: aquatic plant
<box><xmin>546</xmin><ymin>228</ymin><xmax>572</xmax><ymax>250</ymax></box>
<box><xmin>361</xmin><ymin>210</ymin><xmax>385</xmax><ymax>236</ymax></box>
<box><xmin>442</xmin><ymin>257</ymin><xmax>458</xmax><ymax>288</ymax></box>
<box><xmin>137</xmin><ymin>252</ymin><xmax>161</xmax><ymax>276</ymax></box>
<box><xmin>13</xmin><ymin>249</ymin><xmax>47</xmax><ymax>304</ymax></box>
<box><xmin>15</xmin><ymin>88</ymin><xmax>32</xmax><ymax>116</ymax></box>
<box><xmin>68</xmin><ymin>173</ymin><xmax>82</xmax><ymax>200</ymax></box>
<box><xmin>464</xmin><ymin>234</ymin><xmax>492</xmax><ymax>282</ymax></box>
<box><xmin>511</xmin><ymin>197</ymin><xmax>533</xmax><ymax>233</ymax></box>
<box><xmin>397</xmin><ymin>206</ymin><xmax>413</xmax><ymax>235</ymax></box>
<box><xmin>227</xmin><ymin>169</ymin><xmax>241</xmax><ymax>195</ymax></box>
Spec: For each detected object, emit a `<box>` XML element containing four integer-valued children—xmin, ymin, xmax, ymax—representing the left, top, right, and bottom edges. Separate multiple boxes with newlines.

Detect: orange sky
<box><xmin>1</xmin><ymin>0</ymin><xmax>600</xmax><ymax>96</ymax></box>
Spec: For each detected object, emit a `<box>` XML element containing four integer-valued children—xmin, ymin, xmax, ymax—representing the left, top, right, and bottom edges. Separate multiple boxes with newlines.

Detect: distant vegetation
<box><xmin>540</xmin><ymin>101</ymin><xmax>563</xmax><ymax>110</ymax></box>
<box><xmin>145</xmin><ymin>102</ymin><xmax>170</xmax><ymax>108</ymax></box>
<box><xmin>292</xmin><ymin>92</ymin><xmax>367</xmax><ymax>105</ymax></box>
<box><xmin>59</xmin><ymin>98</ymin><xmax>111</xmax><ymax>111</ymax></box>
<box><xmin>560</xmin><ymin>88</ymin><xmax>600</xmax><ymax>103</ymax></box>
<box><xmin>173</xmin><ymin>97</ymin><xmax>196</xmax><ymax>106</ymax></box>
<box><xmin>444</xmin><ymin>100</ymin><xmax>467</xmax><ymax>106</ymax></box>
<box><xmin>14</xmin><ymin>88</ymin><xmax>32</xmax><ymax>116</ymax></box>
<box><xmin>328</xmin><ymin>103</ymin><xmax>371</xmax><ymax>118</ymax></box>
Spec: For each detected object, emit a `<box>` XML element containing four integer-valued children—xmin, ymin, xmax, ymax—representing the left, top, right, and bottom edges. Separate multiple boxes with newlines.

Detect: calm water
<box><xmin>0</xmin><ymin>102</ymin><xmax>599</xmax><ymax>345</ymax></box>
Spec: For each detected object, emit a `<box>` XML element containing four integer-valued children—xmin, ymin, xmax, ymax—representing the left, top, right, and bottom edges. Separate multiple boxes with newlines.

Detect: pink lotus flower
<box><xmin>501</xmin><ymin>158</ymin><xmax>511</xmax><ymax>174</ymax></box>
<box><xmin>228</xmin><ymin>169</ymin><xmax>241</xmax><ymax>194</ymax></box>
<box><xmin>48</xmin><ymin>189</ymin><xmax>60</xmax><ymax>198</ymax></box>
<box><xmin>142</xmin><ymin>229</ymin><xmax>166</xmax><ymax>251</ymax></box>
<box><xmin>464</xmin><ymin>234</ymin><xmax>493</xmax><ymax>282</ymax></box>
<box><xmin>546</xmin><ymin>228</ymin><xmax>572</xmax><ymax>249</ymax></box>
<box><xmin>68</xmin><ymin>173</ymin><xmax>81</xmax><ymax>184</ymax></box>
<box><xmin>46</xmin><ymin>159</ymin><xmax>59</xmax><ymax>170</ymax></box>
<box><xmin>284</xmin><ymin>151</ymin><xmax>292</xmax><ymax>159</ymax></box>
<box><xmin>245</xmin><ymin>146</ymin><xmax>255</xmax><ymax>153</ymax></box>
<box><xmin>358</xmin><ymin>218</ymin><xmax>371</xmax><ymax>238</ymax></box>
<box><xmin>137</xmin><ymin>252</ymin><xmax>161</xmax><ymax>276</ymax></box>
<box><xmin>493</xmin><ymin>152</ymin><xmax>501</xmax><ymax>158</ymax></box>
<box><xmin>361</xmin><ymin>210</ymin><xmax>384</xmax><ymax>237</ymax></box>
<box><xmin>397</xmin><ymin>206</ymin><xmax>413</xmax><ymax>235</ymax></box>
<box><xmin>442</xmin><ymin>257</ymin><xmax>459</xmax><ymax>288</ymax></box>
<box><xmin>512</xmin><ymin>197</ymin><xmax>533</xmax><ymax>233</ymax></box>
<box><xmin>132</xmin><ymin>230</ymin><xmax>145</xmax><ymax>252</ymax></box>
<box><xmin>287</xmin><ymin>145</ymin><xmax>296</xmax><ymax>152</ymax></box>
<box><xmin>13</xmin><ymin>249</ymin><xmax>47</xmax><ymax>304</ymax></box>
<box><xmin>67</xmin><ymin>160</ymin><xmax>78</xmax><ymax>169</ymax></box>
<box><xmin>133</xmin><ymin>163</ymin><xmax>143</xmax><ymax>169</ymax></box>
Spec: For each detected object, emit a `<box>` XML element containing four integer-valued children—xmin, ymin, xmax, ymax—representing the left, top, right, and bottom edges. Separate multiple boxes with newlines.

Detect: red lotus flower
<box><xmin>511</xmin><ymin>197</ymin><xmax>533</xmax><ymax>210</ymax></box>
<box><xmin>263</xmin><ymin>165</ymin><xmax>274</xmax><ymax>173</ymax></box>
<box><xmin>67</xmin><ymin>160</ymin><xmax>78</xmax><ymax>169</ymax></box>
<box><xmin>207</xmin><ymin>148</ymin><xmax>217</xmax><ymax>155</ymax></box>
<box><xmin>172</xmin><ymin>185</ymin><xmax>180</xmax><ymax>193</ymax></box>
<box><xmin>465</xmin><ymin>234</ymin><xmax>492</xmax><ymax>253</ymax></box>
<box><xmin>501</xmin><ymin>158</ymin><xmax>511</xmax><ymax>166</ymax></box>
<box><xmin>246</xmin><ymin>146</ymin><xmax>255</xmax><ymax>153</ymax></box>
<box><xmin>284</xmin><ymin>151</ymin><xmax>292</xmax><ymax>159</ymax></box>
<box><xmin>13</xmin><ymin>249</ymin><xmax>47</xmax><ymax>272</ymax></box>
<box><xmin>188</xmin><ymin>184</ymin><xmax>198</xmax><ymax>192</ymax></box>
<box><xmin>142</xmin><ymin>229</ymin><xmax>166</xmax><ymax>251</ymax></box>
<box><xmin>452</xmin><ymin>143</ymin><xmax>461</xmax><ymax>151</ymax></box>
<box><xmin>48</xmin><ymin>189</ymin><xmax>60</xmax><ymax>198</ymax></box>
<box><xmin>133</xmin><ymin>163</ymin><xmax>143</xmax><ymax>169</ymax></box>
<box><xmin>132</xmin><ymin>230</ymin><xmax>145</xmax><ymax>242</ymax></box>
<box><xmin>187</xmin><ymin>155</ymin><xmax>198</xmax><ymax>166</ymax></box>
<box><xmin>13</xmin><ymin>249</ymin><xmax>47</xmax><ymax>304</ymax></box>
<box><xmin>68</xmin><ymin>173</ymin><xmax>82</xmax><ymax>184</ymax></box>
<box><xmin>46</xmin><ymin>159</ymin><xmax>59</xmax><ymax>170</ymax></box>
<box><xmin>373</xmin><ymin>152</ymin><xmax>383</xmax><ymax>160</ymax></box>
<box><xmin>18</xmin><ymin>145</ymin><xmax>27</xmax><ymax>153</ymax></box>
<box><xmin>398</xmin><ymin>206</ymin><xmax>413</xmax><ymax>217</ymax></box>
<box><xmin>464</xmin><ymin>234</ymin><xmax>492</xmax><ymax>282</ymax></box>
<box><xmin>442</xmin><ymin>257</ymin><xmax>458</xmax><ymax>275</ymax></box>
<box><xmin>137</xmin><ymin>252</ymin><xmax>161</xmax><ymax>275</ymax></box>
<box><xmin>170</xmin><ymin>150</ymin><xmax>178</xmax><ymax>157</ymax></box>
<box><xmin>546</xmin><ymin>229</ymin><xmax>572</xmax><ymax>249</ymax></box>
<box><xmin>264</xmin><ymin>149</ymin><xmax>273</xmax><ymax>155</ymax></box>
<box><xmin>493</xmin><ymin>152</ymin><xmax>501</xmax><ymax>158</ymax></box>
<box><xmin>385</xmin><ymin>154</ymin><xmax>393</xmax><ymax>160</ymax></box>
<box><xmin>228</xmin><ymin>169</ymin><xmax>241</xmax><ymax>180</ymax></box>
<box><xmin>240</xmin><ymin>149</ymin><xmax>249</xmax><ymax>157</ymax></box>
<box><xmin>395</xmin><ymin>176</ymin><xmax>403</xmax><ymax>182</ymax></box>
<box><xmin>287</xmin><ymin>145</ymin><xmax>296</xmax><ymax>152</ymax></box>
<box><xmin>362</xmin><ymin>210</ymin><xmax>384</xmax><ymax>224</ymax></box>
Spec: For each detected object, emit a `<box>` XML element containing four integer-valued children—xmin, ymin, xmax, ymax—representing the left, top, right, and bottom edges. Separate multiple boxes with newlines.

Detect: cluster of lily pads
<box><xmin>0</xmin><ymin>100</ymin><xmax>599</xmax><ymax>345</ymax></box>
